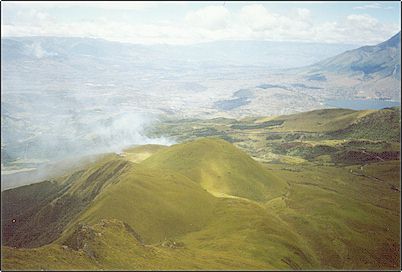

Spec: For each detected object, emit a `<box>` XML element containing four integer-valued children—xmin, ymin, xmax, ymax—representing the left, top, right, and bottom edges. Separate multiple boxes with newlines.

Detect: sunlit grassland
<box><xmin>2</xmin><ymin>108</ymin><xmax>400</xmax><ymax>270</ymax></box>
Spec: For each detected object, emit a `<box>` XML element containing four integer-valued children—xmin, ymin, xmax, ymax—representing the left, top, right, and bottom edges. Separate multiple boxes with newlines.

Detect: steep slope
<box><xmin>301</xmin><ymin>32</ymin><xmax>401</xmax><ymax>100</ymax></box>
<box><xmin>1</xmin><ymin>218</ymin><xmax>280</xmax><ymax>270</ymax></box>
<box><xmin>1</xmin><ymin>154</ymin><xmax>131</xmax><ymax>248</ymax></box>
<box><xmin>63</xmin><ymin>164</ymin><xmax>217</xmax><ymax>244</ymax></box>
<box><xmin>312</xmin><ymin>32</ymin><xmax>401</xmax><ymax>79</ymax></box>
<box><xmin>142</xmin><ymin>138</ymin><xmax>287</xmax><ymax>201</ymax></box>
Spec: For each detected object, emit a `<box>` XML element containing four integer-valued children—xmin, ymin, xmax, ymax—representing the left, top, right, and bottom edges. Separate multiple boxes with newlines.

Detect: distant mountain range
<box><xmin>311</xmin><ymin>31</ymin><xmax>400</xmax><ymax>79</ymax></box>
<box><xmin>301</xmin><ymin>32</ymin><xmax>401</xmax><ymax>100</ymax></box>
<box><xmin>1</xmin><ymin>36</ymin><xmax>359</xmax><ymax>68</ymax></box>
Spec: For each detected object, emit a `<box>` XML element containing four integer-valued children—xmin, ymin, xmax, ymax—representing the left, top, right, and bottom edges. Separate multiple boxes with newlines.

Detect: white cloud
<box><xmin>312</xmin><ymin>14</ymin><xmax>398</xmax><ymax>45</ymax></box>
<box><xmin>3</xmin><ymin>1</ymin><xmax>160</xmax><ymax>11</ymax></box>
<box><xmin>185</xmin><ymin>6</ymin><xmax>230</xmax><ymax>30</ymax></box>
<box><xmin>347</xmin><ymin>14</ymin><xmax>379</xmax><ymax>28</ymax></box>
<box><xmin>353</xmin><ymin>2</ymin><xmax>384</xmax><ymax>10</ymax></box>
<box><xmin>296</xmin><ymin>8</ymin><xmax>311</xmax><ymax>20</ymax></box>
<box><xmin>353</xmin><ymin>2</ymin><xmax>394</xmax><ymax>10</ymax></box>
<box><xmin>239</xmin><ymin>4</ymin><xmax>275</xmax><ymax>31</ymax></box>
<box><xmin>1</xmin><ymin>3</ymin><xmax>400</xmax><ymax>45</ymax></box>
<box><xmin>354</xmin><ymin>2</ymin><xmax>381</xmax><ymax>10</ymax></box>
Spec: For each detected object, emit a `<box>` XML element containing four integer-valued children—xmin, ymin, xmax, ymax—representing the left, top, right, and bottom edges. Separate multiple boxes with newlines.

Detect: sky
<box><xmin>1</xmin><ymin>1</ymin><xmax>401</xmax><ymax>45</ymax></box>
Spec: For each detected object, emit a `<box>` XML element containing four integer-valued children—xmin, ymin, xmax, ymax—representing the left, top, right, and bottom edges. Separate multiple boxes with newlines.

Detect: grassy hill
<box><xmin>1</xmin><ymin>108</ymin><xmax>400</xmax><ymax>270</ymax></box>
<box><xmin>142</xmin><ymin>138</ymin><xmax>287</xmax><ymax>201</ymax></box>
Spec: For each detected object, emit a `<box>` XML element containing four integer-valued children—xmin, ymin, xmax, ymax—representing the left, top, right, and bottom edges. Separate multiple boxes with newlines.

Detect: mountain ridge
<box><xmin>312</xmin><ymin>31</ymin><xmax>401</xmax><ymax>79</ymax></box>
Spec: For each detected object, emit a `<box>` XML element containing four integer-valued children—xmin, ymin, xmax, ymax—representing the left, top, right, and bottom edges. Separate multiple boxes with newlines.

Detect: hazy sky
<box><xmin>1</xmin><ymin>1</ymin><xmax>401</xmax><ymax>45</ymax></box>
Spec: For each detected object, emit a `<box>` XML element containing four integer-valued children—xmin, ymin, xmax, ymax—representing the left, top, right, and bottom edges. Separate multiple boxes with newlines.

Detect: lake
<box><xmin>325</xmin><ymin>99</ymin><xmax>400</xmax><ymax>110</ymax></box>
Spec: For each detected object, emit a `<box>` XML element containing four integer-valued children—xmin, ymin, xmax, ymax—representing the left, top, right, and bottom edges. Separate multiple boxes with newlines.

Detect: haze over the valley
<box><xmin>1</xmin><ymin>1</ymin><xmax>401</xmax><ymax>189</ymax></box>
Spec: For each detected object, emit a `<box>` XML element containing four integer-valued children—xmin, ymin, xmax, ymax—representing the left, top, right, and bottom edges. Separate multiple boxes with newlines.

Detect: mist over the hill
<box><xmin>1</xmin><ymin>87</ymin><xmax>172</xmax><ymax>162</ymax></box>
<box><xmin>1</xmin><ymin>84</ymin><xmax>173</xmax><ymax>189</ymax></box>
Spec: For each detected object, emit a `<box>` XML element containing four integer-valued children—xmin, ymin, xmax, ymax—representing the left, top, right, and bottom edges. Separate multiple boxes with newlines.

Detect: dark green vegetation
<box><xmin>148</xmin><ymin>107</ymin><xmax>400</xmax><ymax>165</ymax></box>
<box><xmin>231</xmin><ymin>120</ymin><xmax>285</xmax><ymax>130</ymax></box>
<box><xmin>2</xmin><ymin>155</ymin><xmax>130</xmax><ymax>248</ymax></box>
<box><xmin>1</xmin><ymin>108</ymin><xmax>400</xmax><ymax>270</ymax></box>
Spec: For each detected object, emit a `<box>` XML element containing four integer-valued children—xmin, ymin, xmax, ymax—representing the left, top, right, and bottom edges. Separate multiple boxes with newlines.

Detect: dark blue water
<box><xmin>325</xmin><ymin>99</ymin><xmax>400</xmax><ymax>110</ymax></box>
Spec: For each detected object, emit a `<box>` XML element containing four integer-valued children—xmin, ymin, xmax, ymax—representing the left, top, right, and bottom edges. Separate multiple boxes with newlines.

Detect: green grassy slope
<box><xmin>2</xmin><ymin>159</ymin><xmax>399</xmax><ymax>270</ymax></box>
<box><xmin>268</xmin><ymin>161</ymin><xmax>400</xmax><ymax>269</ymax></box>
<box><xmin>1</xmin><ymin>108</ymin><xmax>400</xmax><ymax>270</ymax></box>
<box><xmin>180</xmin><ymin>197</ymin><xmax>320</xmax><ymax>269</ymax></box>
<box><xmin>2</xmin><ymin>218</ymin><xmax>272</xmax><ymax>271</ymax></box>
<box><xmin>329</xmin><ymin>107</ymin><xmax>401</xmax><ymax>141</ymax></box>
<box><xmin>1</xmin><ymin>154</ymin><xmax>130</xmax><ymax>248</ymax></box>
<box><xmin>1</xmin><ymin>139</ymin><xmax>314</xmax><ymax>270</ymax></box>
<box><xmin>142</xmin><ymin>138</ymin><xmax>287</xmax><ymax>201</ymax></box>
<box><xmin>121</xmin><ymin>144</ymin><xmax>168</xmax><ymax>163</ymax></box>
<box><xmin>271</xmin><ymin>108</ymin><xmax>374</xmax><ymax>132</ymax></box>
<box><xmin>64</xmin><ymin>164</ymin><xmax>218</xmax><ymax>244</ymax></box>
